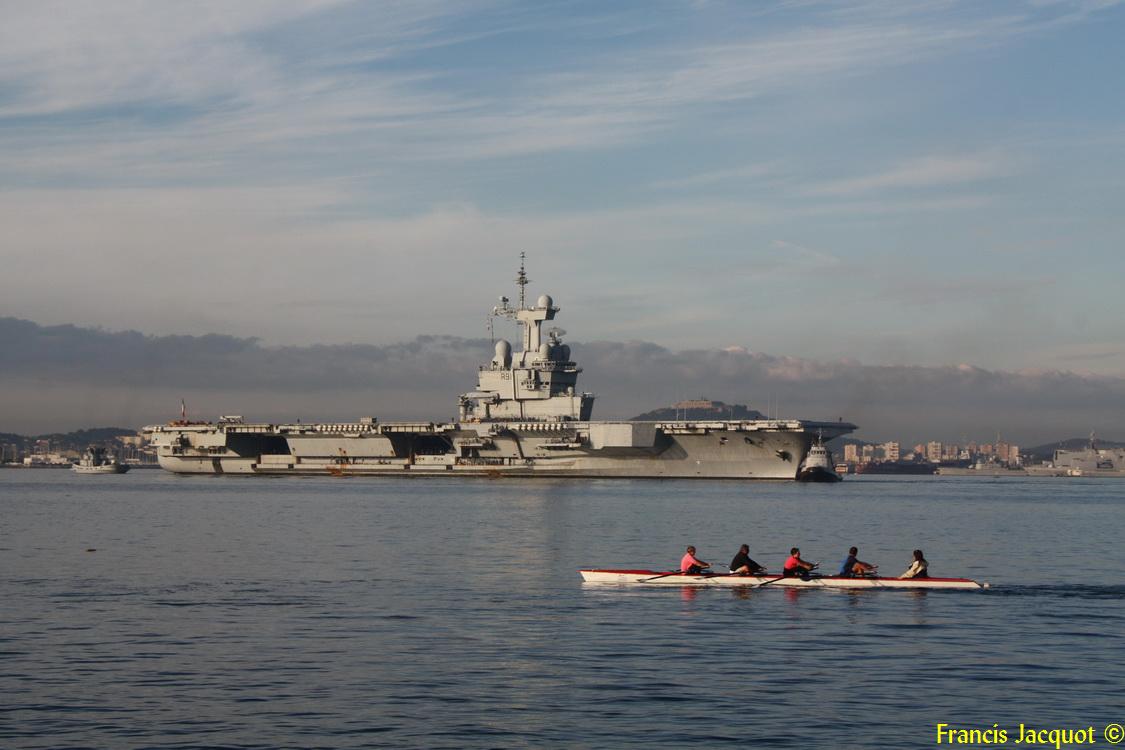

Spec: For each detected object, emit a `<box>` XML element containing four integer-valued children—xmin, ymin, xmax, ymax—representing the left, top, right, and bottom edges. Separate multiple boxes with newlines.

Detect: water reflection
<box><xmin>910</xmin><ymin>589</ymin><xmax>930</xmax><ymax>626</ymax></box>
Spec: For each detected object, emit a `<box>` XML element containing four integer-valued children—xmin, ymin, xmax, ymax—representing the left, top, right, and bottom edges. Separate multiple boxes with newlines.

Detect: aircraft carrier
<box><xmin>146</xmin><ymin>259</ymin><xmax>856</xmax><ymax>478</ymax></box>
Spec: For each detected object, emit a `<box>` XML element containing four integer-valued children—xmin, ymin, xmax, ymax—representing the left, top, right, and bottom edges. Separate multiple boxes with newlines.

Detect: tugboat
<box><xmin>72</xmin><ymin>446</ymin><xmax>130</xmax><ymax>475</ymax></box>
<box><xmin>797</xmin><ymin>433</ymin><xmax>841</xmax><ymax>482</ymax></box>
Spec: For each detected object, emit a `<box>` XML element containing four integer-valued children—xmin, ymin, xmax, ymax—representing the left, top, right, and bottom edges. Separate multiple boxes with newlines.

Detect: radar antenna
<box><xmin>516</xmin><ymin>252</ymin><xmax>529</xmax><ymax>310</ymax></box>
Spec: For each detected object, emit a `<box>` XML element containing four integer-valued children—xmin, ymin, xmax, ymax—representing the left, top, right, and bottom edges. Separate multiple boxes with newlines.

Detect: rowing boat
<box><xmin>579</xmin><ymin>569</ymin><xmax>987</xmax><ymax>590</ymax></box>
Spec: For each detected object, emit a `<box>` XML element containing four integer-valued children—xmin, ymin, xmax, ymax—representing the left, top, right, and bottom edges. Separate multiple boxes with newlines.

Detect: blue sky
<box><xmin>2</xmin><ymin>0</ymin><xmax>1124</xmax><ymax>376</ymax></box>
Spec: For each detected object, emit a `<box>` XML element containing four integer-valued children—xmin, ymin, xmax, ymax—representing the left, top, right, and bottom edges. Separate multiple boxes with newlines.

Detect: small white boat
<box><xmin>72</xmin><ymin>446</ymin><xmax>129</xmax><ymax>475</ymax></box>
<box><xmin>579</xmin><ymin>569</ymin><xmax>986</xmax><ymax>590</ymax></box>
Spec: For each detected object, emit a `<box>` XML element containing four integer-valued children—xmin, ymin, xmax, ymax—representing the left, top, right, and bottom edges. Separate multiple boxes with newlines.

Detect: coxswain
<box><xmin>782</xmin><ymin>547</ymin><xmax>817</xmax><ymax>578</ymax></box>
<box><xmin>729</xmin><ymin>544</ymin><xmax>765</xmax><ymax>575</ymax></box>
<box><xmin>899</xmin><ymin>549</ymin><xmax>929</xmax><ymax>579</ymax></box>
<box><xmin>680</xmin><ymin>546</ymin><xmax>710</xmax><ymax>575</ymax></box>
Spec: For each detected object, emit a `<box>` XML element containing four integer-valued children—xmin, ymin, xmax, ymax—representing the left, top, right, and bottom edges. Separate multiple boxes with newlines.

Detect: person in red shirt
<box><xmin>679</xmin><ymin>546</ymin><xmax>710</xmax><ymax>575</ymax></box>
<box><xmin>782</xmin><ymin>547</ymin><xmax>818</xmax><ymax>578</ymax></box>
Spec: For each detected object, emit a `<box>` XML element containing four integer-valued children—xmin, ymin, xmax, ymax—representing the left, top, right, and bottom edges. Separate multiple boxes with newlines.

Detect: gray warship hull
<box><xmin>149</xmin><ymin>418</ymin><xmax>854</xmax><ymax>478</ymax></box>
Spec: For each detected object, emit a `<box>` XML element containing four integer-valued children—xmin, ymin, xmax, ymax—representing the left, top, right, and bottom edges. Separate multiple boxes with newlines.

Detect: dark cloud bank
<box><xmin>2</xmin><ymin>317</ymin><xmax>1122</xmax><ymax>445</ymax></box>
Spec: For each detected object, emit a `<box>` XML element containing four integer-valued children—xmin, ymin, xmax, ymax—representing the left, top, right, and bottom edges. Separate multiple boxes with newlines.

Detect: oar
<box><xmin>758</xmin><ymin>564</ymin><xmax>819</xmax><ymax>587</ymax></box>
<box><xmin>639</xmin><ymin>568</ymin><xmax>708</xmax><ymax>583</ymax></box>
<box><xmin>638</xmin><ymin>571</ymin><xmax>681</xmax><ymax>582</ymax></box>
<box><xmin>720</xmin><ymin>569</ymin><xmax>778</xmax><ymax>586</ymax></box>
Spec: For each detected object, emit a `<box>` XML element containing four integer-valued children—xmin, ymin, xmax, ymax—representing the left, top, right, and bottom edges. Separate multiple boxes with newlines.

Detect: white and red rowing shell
<box><xmin>579</xmin><ymin>569</ymin><xmax>986</xmax><ymax>590</ymax></box>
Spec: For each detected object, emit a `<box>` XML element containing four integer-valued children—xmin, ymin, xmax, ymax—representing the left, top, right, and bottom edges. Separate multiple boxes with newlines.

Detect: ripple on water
<box><xmin>1</xmin><ymin>473</ymin><xmax>1123</xmax><ymax>748</ymax></box>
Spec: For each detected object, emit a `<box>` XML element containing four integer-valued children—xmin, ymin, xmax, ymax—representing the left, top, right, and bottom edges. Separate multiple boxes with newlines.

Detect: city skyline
<box><xmin>1</xmin><ymin>1</ymin><xmax>1124</xmax><ymax>376</ymax></box>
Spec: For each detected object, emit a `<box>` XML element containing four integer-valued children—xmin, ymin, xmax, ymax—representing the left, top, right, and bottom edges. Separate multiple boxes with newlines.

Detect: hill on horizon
<box><xmin>631</xmin><ymin>400</ymin><xmax>765</xmax><ymax>421</ymax></box>
<box><xmin>0</xmin><ymin>427</ymin><xmax>138</xmax><ymax>451</ymax></box>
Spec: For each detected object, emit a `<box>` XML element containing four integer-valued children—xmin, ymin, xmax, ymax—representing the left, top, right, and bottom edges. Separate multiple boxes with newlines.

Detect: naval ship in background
<box><xmin>1025</xmin><ymin>433</ymin><xmax>1125</xmax><ymax>477</ymax></box>
<box><xmin>147</xmin><ymin>259</ymin><xmax>856</xmax><ymax>478</ymax></box>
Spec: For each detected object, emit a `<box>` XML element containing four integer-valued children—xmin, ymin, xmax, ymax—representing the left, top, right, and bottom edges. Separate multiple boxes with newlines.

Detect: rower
<box><xmin>680</xmin><ymin>546</ymin><xmax>710</xmax><ymax>575</ymax></box>
<box><xmin>899</xmin><ymin>549</ymin><xmax>929</xmax><ymax>579</ymax></box>
<box><xmin>782</xmin><ymin>547</ymin><xmax>817</xmax><ymax>579</ymax></box>
<box><xmin>839</xmin><ymin>546</ymin><xmax>877</xmax><ymax>578</ymax></box>
<box><xmin>729</xmin><ymin>544</ymin><xmax>765</xmax><ymax>575</ymax></box>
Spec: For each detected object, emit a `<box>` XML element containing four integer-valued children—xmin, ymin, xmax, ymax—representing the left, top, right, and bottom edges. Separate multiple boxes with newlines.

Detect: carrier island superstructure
<box><xmin>147</xmin><ymin>261</ymin><xmax>856</xmax><ymax>478</ymax></box>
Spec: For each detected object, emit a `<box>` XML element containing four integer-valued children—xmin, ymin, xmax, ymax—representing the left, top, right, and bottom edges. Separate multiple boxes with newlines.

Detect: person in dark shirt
<box><xmin>729</xmin><ymin>544</ymin><xmax>765</xmax><ymax>575</ymax></box>
<box><xmin>839</xmin><ymin>546</ymin><xmax>877</xmax><ymax>578</ymax></box>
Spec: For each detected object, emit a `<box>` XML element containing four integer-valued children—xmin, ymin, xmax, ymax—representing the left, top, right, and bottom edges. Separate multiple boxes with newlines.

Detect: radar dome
<box><xmin>538</xmin><ymin>343</ymin><xmax>551</xmax><ymax>360</ymax></box>
<box><xmin>494</xmin><ymin>339</ymin><xmax>512</xmax><ymax>368</ymax></box>
<box><xmin>560</xmin><ymin>344</ymin><xmax>571</xmax><ymax>362</ymax></box>
<box><xmin>537</xmin><ymin>294</ymin><xmax>553</xmax><ymax>309</ymax></box>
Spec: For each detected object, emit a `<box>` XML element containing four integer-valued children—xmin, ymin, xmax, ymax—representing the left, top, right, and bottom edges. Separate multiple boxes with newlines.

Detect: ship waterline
<box><xmin>146</xmin><ymin>258</ymin><xmax>856</xmax><ymax>478</ymax></box>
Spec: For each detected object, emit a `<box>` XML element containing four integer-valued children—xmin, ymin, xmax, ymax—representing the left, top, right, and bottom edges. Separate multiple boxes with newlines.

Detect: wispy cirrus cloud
<box><xmin>0</xmin><ymin>1</ymin><xmax>337</xmax><ymax>117</ymax></box>
<box><xmin>649</xmin><ymin>163</ymin><xmax>776</xmax><ymax>190</ymax></box>
<box><xmin>721</xmin><ymin>239</ymin><xmax>844</xmax><ymax>282</ymax></box>
<box><xmin>806</xmin><ymin>154</ymin><xmax>1014</xmax><ymax>196</ymax></box>
<box><xmin>0</xmin><ymin>0</ymin><xmax>482</xmax><ymax>118</ymax></box>
<box><xmin>0</xmin><ymin>1</ymin><xmax>1109</xmax><ymax>176</ymax></box>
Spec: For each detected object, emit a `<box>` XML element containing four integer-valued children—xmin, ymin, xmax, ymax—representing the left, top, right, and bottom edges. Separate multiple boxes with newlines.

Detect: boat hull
<box><xmin>72</xmin><ymin>463</ymin><xmax>129</xmax><ymax>474</ymax></box>
<box><xmin>579</xmin><ymin>569</ymin><xmax>985</xmax><ymax>590</ymax></box>
<box><xmin>148</xmin><ymin>419</ymin><xmax>856</xmax><ymax>479</ymax></box>
<box><xmin>797</xmin><ymin>466</ymin><xmax>841</xmax><ymax>482</ymax></box>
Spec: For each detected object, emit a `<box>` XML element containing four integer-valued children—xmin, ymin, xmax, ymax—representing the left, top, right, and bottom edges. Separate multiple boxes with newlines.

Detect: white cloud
<box><xmin>806</xmin><ymin>155</ymin><xmax>1013</xmax><ymax>196</ymax></box>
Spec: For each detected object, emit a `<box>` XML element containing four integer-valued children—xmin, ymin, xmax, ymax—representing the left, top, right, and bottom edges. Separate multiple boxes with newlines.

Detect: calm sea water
<box><xmin>2</xmin><ymin>470</ymin><xmax>1123</xmax><ymax>748</ymax></box>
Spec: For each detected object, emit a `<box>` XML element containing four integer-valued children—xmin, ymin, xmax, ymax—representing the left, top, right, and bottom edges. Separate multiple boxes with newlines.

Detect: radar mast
<box><xmin>516</xmin><ymin>251</ymin><xmax>529</xmax><ymax>310</ymax></box>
